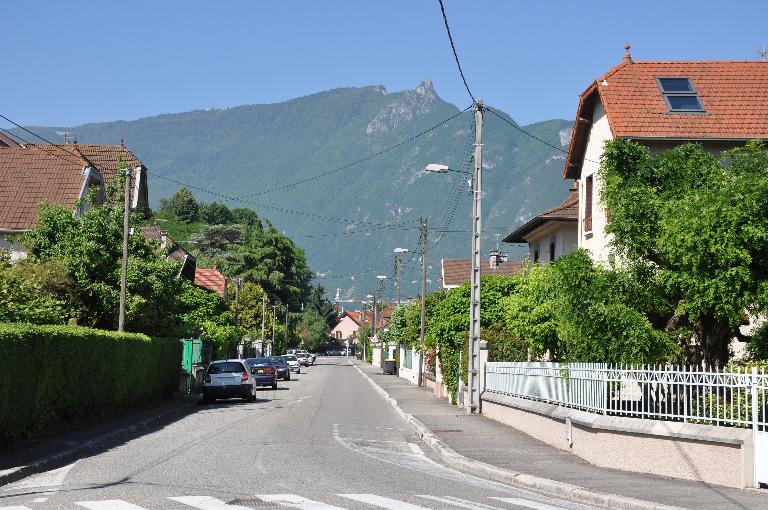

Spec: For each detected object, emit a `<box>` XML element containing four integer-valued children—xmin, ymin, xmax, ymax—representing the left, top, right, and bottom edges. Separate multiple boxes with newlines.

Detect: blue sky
<box><xmin>3</xmin><ymin>0</ymin><xmax>766</xmax><ymax>128</ymax></box>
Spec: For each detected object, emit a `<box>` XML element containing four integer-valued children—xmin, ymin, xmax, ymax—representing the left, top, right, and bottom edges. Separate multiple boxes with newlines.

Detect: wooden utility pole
<box><xmin>118</xmin><ymin>167</ymin><xmax>131</xmax><ymax>332</ymax></box>
<box><xmin>417</xmin><ymin>217</ymin><xmax>427</xmax><ymax>387</ymax></box>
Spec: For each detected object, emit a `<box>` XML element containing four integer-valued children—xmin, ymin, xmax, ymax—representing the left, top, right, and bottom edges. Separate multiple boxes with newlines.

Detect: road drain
<box><xmin>229</xmin><ymin>498</ymin><xmax>284</xmax><ymax>508</ymax></box>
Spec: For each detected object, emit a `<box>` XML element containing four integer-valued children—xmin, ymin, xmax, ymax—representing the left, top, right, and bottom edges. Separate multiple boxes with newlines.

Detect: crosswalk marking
<box><xmin>488</xmin><ymin>497</ymin><xmax>569</xmax><ymax>510</ymax></box>
<box><xmin>169</xmin><ymin>496</ymin><xmax>251</xmax><ymax>510</ymax></box>
<box><xmin>417</xmin><ymin>495</ymin><xmax>506</xmax><ymax>509</ymax></box>
<box><xmin>75</xmin><ymin>501</ymin><xmax>151</xmax><ymax>510</ymax></box>
<box><xmin>257</xmin><ymin>494</ymin><xmax>347</xmax><ymax>509</ymax></box>
<box><xmin>336</xmin><ymin>494</ymin><xmax>432</xmax><ymax>510</ymax></box>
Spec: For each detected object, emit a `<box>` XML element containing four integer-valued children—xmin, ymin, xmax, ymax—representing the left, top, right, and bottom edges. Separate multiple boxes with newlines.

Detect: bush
<box><xmin>0</xmin><ymin>323</ymin><xmax>181</xmax><ymax>446</ymax></box>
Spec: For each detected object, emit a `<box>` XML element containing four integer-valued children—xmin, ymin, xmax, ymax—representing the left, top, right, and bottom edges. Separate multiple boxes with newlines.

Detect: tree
<box><xmin>0</xmin><ymin>258</ymin><xmax>75</xmax><ymax>325</ymax></box>
<box><xmin>188</xmin><ymin>224</ymin><xmax>242</xmax><ymax>264</ymax></box>
<box><xmin>295</xmin><ymin>309</ymin><xmax>331</xmax><ymax>352</ymax></box>
<box><xmin>199</xmin><ymin>202</ymin><xmax>234</xmax><ymax>224</ymax></box>
<box><xmin>231</xmin><ymin>207</ymin><xmax>260</xmax><ymax>227</ymax></box>
<box><xmin>306</xmin><ymin>284</ymin><xmax>336</xmax><ymax>328</ymax></box>
<box><xmin>601</xmin><ymin>140</ymin><xmax>768</xmax><ymax>366</ymax></box>
<box><xmin>24</xmin><ymin>200</ymin><xmax>184</xmax><ymax>335</ymax></box>
<box><xmin>228</xmin><ymin>281</ymin><xmax>272</xmax><ymax>335</ymax></box>
<box><xmin>160</xmin><ymin>187</ymin><xmax>199</xmax><ymax>223</ymax></box>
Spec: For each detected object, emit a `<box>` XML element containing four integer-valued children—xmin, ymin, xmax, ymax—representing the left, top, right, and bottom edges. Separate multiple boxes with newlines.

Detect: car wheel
<box><xmin>247</xmin><ymin>393</ymin><xmax>256</xmax><ymax>402</ymax></box>
<box><xmin>201</xmin><ymin>394</ymin><xmax>212</xmax><ymax>405</ymax></box>
<box><xmin>286</xmin><ymin>373</ymin><xmax>291</xmax><ymax>381</ymax></box>
<box><xmin>297</xmin><ymin>368</ymin><xmax>301</xmax><ymax>374</ymax></box>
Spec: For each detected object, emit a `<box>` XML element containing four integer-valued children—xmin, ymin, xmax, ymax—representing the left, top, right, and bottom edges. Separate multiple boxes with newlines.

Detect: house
<box><xmin>563</xmin><ymin>46</ymin><xmax>768</xmax><ymax>261</ymax></box>
<box><xmin>194</xmin><ymin>267</ymin><xmax>229</xmax><ymax>300</ymax></box>
<box><xmin>0</xmin><ymin>141</ymin><xmax>150</xmax><ymax>260</ymax></box>
<box><xmin>440</xmin><ymin>252</ymin><xmax>523</xmax><ymax>290</ymax></box>
<box><xmin>137</xmin><ymin>225</ymin><xmax>197</xmax><ymax>282</ymax></box>
<box><xmin>503</xmin><ymin>187</ymin><xmax>578</xmax><ymax>264</ymax></box>
<box><xmin>331</xmin><ymin>311</ymin><xmax>363</xmax><ymax>341</ymax></box>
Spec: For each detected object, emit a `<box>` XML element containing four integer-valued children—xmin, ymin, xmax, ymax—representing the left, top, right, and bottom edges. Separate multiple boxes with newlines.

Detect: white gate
<box><xmin>756</xmin><ymin>431</ymin><xmax>768</xmax><ymax>486</ymax></box>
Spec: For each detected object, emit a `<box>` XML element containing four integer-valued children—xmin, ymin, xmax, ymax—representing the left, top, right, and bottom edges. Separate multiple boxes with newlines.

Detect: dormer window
<box><xmin>657</xmin><ymin>78</ymin><xmax>704</xmax><ymax>112</ymax></box>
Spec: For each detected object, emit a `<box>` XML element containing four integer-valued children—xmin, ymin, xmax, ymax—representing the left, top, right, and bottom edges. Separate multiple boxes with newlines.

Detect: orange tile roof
<box><xmin>0</xmin><ymin>146</ymin><xmax>88</xmax><ymax>230</ymax></box>
<box><xmin>0</xmin><ymin>132</ymin><xmax>21</xmax><ymax>148</ymax></box>
<box><xmin>564</xmin><ymin>58</ymin><xmax>768</xmax><ymax>178</ymax></box>
<box><xmin>441</xmin><ymin>258</ymin><xmax>523</xmax><ymax>288</ymax></box>
<box><xmin>194</xmin><ymin>268</ymin><xmax>228</xmax><ymax>298</ymax></box>
<box><xmin>503</xmin><ymin>189</ymin><xmax>578</xmax><ymax>243</ymax></box>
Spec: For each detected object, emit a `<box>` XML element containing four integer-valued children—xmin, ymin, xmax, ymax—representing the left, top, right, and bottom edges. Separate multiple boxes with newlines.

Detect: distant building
<box><xmin>137</xmin><ymin>225</ymin><xmax>196</xmax><ymax>282</ymax></box>
<box><xmin>440</xmin><ymin>252</ymin><xmax>523</xmax><ymax>291</ymax></box>
<box><xmin>503</xmin><ymin>188</ymin><xmax>578</xmax><ymax>264</ymax></box>
<box><xmin>194</xmin><ymin>268</ymin><xmax>229</xmax><ymax>300</ymax></box>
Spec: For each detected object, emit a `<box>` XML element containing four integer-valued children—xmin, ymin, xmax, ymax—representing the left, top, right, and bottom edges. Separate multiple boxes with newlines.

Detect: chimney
<box><xmin>489</xmin><ymin>249</ymin><xmax>509</xmax><ymax>269</ymax></box>
<box><xmin>622</xmin><ymin>43</ymin><xmax>633</xmax><ymax>64</ymax></box>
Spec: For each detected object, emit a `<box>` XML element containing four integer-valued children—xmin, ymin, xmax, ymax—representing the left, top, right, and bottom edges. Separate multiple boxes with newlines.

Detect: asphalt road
<box><xmin>0</xmin><ymin>358</ymin><xmax>600</xmax><ymax>510</ymax></box>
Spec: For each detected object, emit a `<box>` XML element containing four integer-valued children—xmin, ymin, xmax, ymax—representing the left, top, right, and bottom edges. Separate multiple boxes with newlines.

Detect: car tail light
<box><xmin>265</xmin><ymin>367</ymin><xmax>275</xmax><ymax>374</ymax></box>
<box><xmin>241</xmin><ymin>371</ymin><xmax>248</xmax><ymax>382</ymax></box>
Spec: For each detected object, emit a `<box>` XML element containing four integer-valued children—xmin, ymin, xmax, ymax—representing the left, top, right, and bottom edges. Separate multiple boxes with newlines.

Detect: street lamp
<box><xmin>424</xmin><ymin>97</ymin><xmax>484</xmax><ymax>414</ymax></box>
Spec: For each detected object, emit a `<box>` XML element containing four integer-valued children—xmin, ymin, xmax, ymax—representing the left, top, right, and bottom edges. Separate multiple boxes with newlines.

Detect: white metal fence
<box><xmin>485</xmin><ymin>362</ymin><xmax>768</xmax><ymax>431</ymax></box>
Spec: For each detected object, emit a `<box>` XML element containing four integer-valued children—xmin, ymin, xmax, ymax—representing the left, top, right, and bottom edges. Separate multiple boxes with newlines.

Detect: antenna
<box><xmin>55</xmin><ymin>130</ymin><xmax>75</xmax><ymax>144</ymax></box>
<box><xmin>495</xmin><ymin>233</ymin><xmax>501</xmax><ymax>251</ymax></box>
<box><xmin>758</xmin><ymin>44</ymin><xmax>768</xmax><ymax>61</ymax></box>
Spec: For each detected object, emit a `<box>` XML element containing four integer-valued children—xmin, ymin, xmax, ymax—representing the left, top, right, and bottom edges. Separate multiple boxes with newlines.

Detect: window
<box><xmin>549</xmin><ymin>242</ymin><xmax>556</xmax><ymax>262</ymax></box>
<box><xmin>584</xmin><ymin>175</ymin><xmax>593</xmax><ymax>232</ymax></box>
<box><xmin>403</xmin><ymin>348</ymin><xmax>413</xmax><ymax>369</ymax></box>
<box><xmin>207</xmin><ymin>362</ymin><xmax>245</xmax><ymax>374</ymax></box>
<box><xmin>533</xmin><ymin>250</ymin><xmax>539</xmax><ymax>263</ymax></box>
<box><xmin>657</xmin><ymin>78</ymin><xmax>704</xmax><ymax>112</ymax></box>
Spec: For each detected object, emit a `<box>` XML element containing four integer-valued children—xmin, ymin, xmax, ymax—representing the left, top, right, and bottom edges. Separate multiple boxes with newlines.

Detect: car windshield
<box><xmin>270</xmin><ymin>357</ymin><xmax>286</xmax><ymax>364</ymax></box>
<box><xmin>283</xmin><ymin>355</ymin><xmax>297</xmax><ymax>361</ymax></box>
<box><xmin>246</xmin><ymin>358</ymin><xmax>272</xmax><ymax>366</ymax></box>
<box><xmin>207</xmin><ymin>362</ymin><xmax>245</xmax><ymax>374</ymax></box>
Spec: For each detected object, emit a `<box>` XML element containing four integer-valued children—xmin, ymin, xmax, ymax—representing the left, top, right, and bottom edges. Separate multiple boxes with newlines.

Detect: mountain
<box><xmin>17</xmin><ymin>81</ymin><xmax>573</xmax><ymax>298</ymax></box>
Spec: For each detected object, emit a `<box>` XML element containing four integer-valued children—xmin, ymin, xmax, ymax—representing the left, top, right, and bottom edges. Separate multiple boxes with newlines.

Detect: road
<box><xmin>1</xmin><ymin>358</ymin><xmax>599</xmax><ymax>510</ymax></box>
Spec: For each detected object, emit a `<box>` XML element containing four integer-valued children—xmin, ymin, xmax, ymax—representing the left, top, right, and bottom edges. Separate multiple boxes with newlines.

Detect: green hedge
<box><xmin>0</xmin><ymin>323</ymin><xmax>181</xmax><ymax>446</ymax></box>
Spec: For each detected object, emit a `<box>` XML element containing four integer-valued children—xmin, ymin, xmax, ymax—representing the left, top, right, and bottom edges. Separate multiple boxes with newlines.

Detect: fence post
<box><xmin>603</xmin><ymin>364</ymin><xmax>609</xmax><ymax>415</ymax></box>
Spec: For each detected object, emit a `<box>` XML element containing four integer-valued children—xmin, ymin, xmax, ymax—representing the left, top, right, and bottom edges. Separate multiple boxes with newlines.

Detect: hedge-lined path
<box><xmin>0</xmin><ymin>358</ymin><xmax>592</xmax><ymax>510</ymax></box>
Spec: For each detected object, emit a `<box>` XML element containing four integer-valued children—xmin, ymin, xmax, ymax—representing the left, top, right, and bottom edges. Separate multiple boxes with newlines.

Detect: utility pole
<box><xmin>417</xmin><ymin>217</ymin><xmax>428</xmax><ymax>387</ymax></box>
<box><xmin>234</xmin><ymin>278</ymin><xmax>242</xmax><ymax>325</ymax></box>
<box><xmin>271</xmin><ymin>304</ymin><xmax>277</xmax><ymax>356</ymax></box>
<box><xmin>118</xmin><ymin>166</ymin><xmax>131</xmax><ymax>332</ymax></box>
<box><xmin>376</xmin><ymin>275</ymin><xmax>386</xmax><ymax>361</ymax></box>
<box><xmin>260</xmin><ymin>293</ymin><xmax>267</xmax><ymax>356</ymax></box>
<box><xmin>284</xmin><ymin>306</ymin><xmax>289</xmax><ymax>355</ymax></box>
<box><xmin>468</xmin><ymin>100</ymin><xmax>484</xmax><ymax>413</ymax></box>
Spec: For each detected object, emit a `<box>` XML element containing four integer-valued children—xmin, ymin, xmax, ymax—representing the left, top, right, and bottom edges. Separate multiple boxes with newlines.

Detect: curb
<box><xmin>0</xmin><ymin>397</ymin><xmax>197</xmax><ymax>487</ymax></box>
<box><xmin>351</xmin><ymin>361</ymin><xmax>686</xmax><ymax>510</ymax></box>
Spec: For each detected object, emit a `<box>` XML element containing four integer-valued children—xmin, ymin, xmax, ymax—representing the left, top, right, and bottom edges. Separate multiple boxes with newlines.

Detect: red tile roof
<box><xmin>503</xmin><ymin>189</ymin><xmax>578</xmax><ymax>243</ymax></box>
<box><xmin>564</xmin><ymin>58</ymin><xmax>768</xmax><ymax>179</ymax></box>
<box><xmin>0</xmin><ymin>132</ymin><xmax>21</xmax><ymax>148</ymax></box>
<box><xmin>341</xmin><ymin>306</ymin><xmax>395</xmax><ymax>329</ymax></box>
<box><xmin>441</xmin><ymin>258</ymin><xmax>523</xmax><ymax>288</ymax></box>
<box><xmin>0</xmin><ymin>146</ymin><xmax>88</xmax><ymax>230</ymax></box>
<box><xmin>194</xmin><ymin>268</ymin><xmax>228</xmax><ymax>298</ymax></box>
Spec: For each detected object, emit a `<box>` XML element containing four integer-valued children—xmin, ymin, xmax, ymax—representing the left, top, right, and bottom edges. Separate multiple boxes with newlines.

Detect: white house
<box><xmin>563</xmin><ymin>46</ymin><xmax>768</xmax><ymax>261</ymax></box>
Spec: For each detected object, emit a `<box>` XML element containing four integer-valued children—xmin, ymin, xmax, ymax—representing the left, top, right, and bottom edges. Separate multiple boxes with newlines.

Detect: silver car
<box><xmin>202</xmin><ymin>359</ymin><xmax>256</xmax><ymax>403</ymax></box>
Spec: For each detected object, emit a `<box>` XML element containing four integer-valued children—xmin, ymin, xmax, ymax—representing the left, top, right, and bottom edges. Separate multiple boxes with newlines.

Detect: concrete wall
<box><xmin>482</xmin><ymin>392</ymin><xmax>754</xmax><ymax>488</ymax></box>
<box><xmin>397</xmin><ymin>346</ymin><xmax>421</xmax><ymax>385</ymax></box>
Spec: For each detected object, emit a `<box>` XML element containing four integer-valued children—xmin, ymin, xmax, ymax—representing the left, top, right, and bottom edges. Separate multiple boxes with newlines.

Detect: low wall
<box><xmin>482</xmin><ymin>391</ymin><xmax>754</xmax><ymax>488</ymax></box>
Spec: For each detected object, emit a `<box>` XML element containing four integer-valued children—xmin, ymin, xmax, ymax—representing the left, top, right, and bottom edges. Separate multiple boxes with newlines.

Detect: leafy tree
<box><xmin>601</xmin><ymin>140</ymin><xmax>768</xmax><ymax>366</ymax></box>
<box><xmin>160</xmin><ymin>187</ymin><xmax>199</xmax><ymax>223</ymax></box>
<box><xmin>24</xmin><ymin>200</ymin><xmax>183</xmax><ymax>335</ymax></box>
<box><xmin>228</xmin><ymin>281</ymin><xmax>272</xmax><ymax>335</ymax></box>
<box><xmin>748</xmin><ymin>323</ymin><xmax>768</xmax><ymax>361</ymax></box>
<box><xmin>503</xmin><ymin>264</ymin><xmax>560</xmax><ymax>359</ymax></box>
<box><xmin>0</xmin><ymin>259</ymin><xmax>75</xmax><ymax>325</ymax></box>
<box><xmin>295</xmin><ymin>309</ymin><xmax>331</xmax><ymax>351</ymax></box>
<box><xmin>231</xmin><ymin>207</ymin><xmax>260</xmax><ymax>227</ymax></box>
<box><xmin>199</xmin><ymin>202</ymin><xmax>234</xmax><ymax>225</ymax></box>
<box><xmin>188</xmin><ymin>224</ymin><xmax>242</xmax><ymax>263</ymax></box>
<box><xmin>306</xmin><ymin>284</ymin><xmax>337</xmax><ymax>328</ymax></box>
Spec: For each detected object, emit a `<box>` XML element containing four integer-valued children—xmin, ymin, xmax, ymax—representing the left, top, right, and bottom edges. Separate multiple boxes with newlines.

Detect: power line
<box><xmin>485</xmin><ymin>106</ymin><xmax>599</xmax><ymax>165</ymax></box>
<box><xmin>235</xmin><ymin>106</ymin><xmax>472</xmax><ymax>199</ymax></box>
<box><xmin>437</xmin><ymin>0</ymin><xmax>476</xmax><ymax>104</ymax></box>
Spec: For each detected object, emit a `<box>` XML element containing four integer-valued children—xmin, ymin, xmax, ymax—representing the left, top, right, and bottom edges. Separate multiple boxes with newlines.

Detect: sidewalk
<box><xmin>353</xmin><ymin>360</ymin><xmax>768</xmax><ymax>510</ymax></box>
<box><xmin>0</xmin><ymin>394</ymin><xmax>197</xmax><ymax>486</ymax></box>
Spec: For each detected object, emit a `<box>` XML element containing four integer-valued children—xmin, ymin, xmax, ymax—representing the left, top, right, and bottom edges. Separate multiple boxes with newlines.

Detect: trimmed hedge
<box><xmin>0</xmin><ymin>323</ymin><xmax>181</xmax><ymax>446</ymax></box>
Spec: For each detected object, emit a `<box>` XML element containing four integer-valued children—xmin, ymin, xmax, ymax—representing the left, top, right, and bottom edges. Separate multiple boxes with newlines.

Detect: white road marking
<box><xmin>32</xmin><ymin>499</ymin><xmax>48</xmax><ymax>503</ymax></box>
<box><xmin>75</xmin><ymin>501</ymin><xmax>151</xmax><ymax>510</ymax></box>
<box><xmin>417</xmin><ymin>495</ymin><xmax>506</xmax><ymax>509</ymax></box>
<box><xmin>5</xmin><ymin>461</ymin><xmax>78</xmax><ymax>491</ymax></box>
<box><xmin>257</xmin><ymin>494</ymin><xmax>347</xmax><ymax>509</ymax></box>
<box><xmin>336</xmin><ymin>494</ymin><xmax>432</xmax><ymax>510</ymax></box>
<box><xmin>0</xmin><ymin>506</ymin><xmax>34</xmax><ymax>510</ymax></box>
<box><xmin>489</xmin><ymin>497</ymin><xmax>569</xmax><ymax>510</ymax></box>
<box><xmin>168</xmin><ymin>496</ymin><xmax>251</xmax><ymax>509</ymax></box>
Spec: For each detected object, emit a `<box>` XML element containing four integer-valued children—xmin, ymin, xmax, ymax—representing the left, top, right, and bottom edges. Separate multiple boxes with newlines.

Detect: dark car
<box><xmin>269</xmin><ymin>356</ymin><xmax>291</xmax><ymax>381</ymax></box>
<box><xmin>202</xmin><ymin>359</ymin><xmax>256</xmax><ymax>403</ymax></box>
<box><xmin>245</xmin><ymin>357</ymin><xmax>278</xmax><ymax>390</ymax></box>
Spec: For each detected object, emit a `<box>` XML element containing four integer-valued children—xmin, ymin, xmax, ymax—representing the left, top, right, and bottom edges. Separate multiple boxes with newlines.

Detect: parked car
<box><xmin>294</xmin><ymin>351</ymin><xmax>310</xmax><ymax>366</ymax></box>
<box><xmin>307</xmin><ymin>352</ymin><xmax>316</xmax><ymax>365</ymax></box>
<box><xmin>294</xmin><ymin>349</ymin><xmax>315</xmax><ymax>365</ymax></box>
<box><xmin>327</xmin><ymin>348</ymin><xmax>342</xmax><ymax>356</ymax></box>
<box><xmin>245</xmin><ymin>357</ymin><xmax>278</xmax><ymax>390</ymax></box>
<box><xmin>269</xmin><ymin>356</ymin><xmax>291</xmax><ymax>380</ymax></box>
<box><xmin>202</xmin><ymin>359</ymin><xmax>256</xmax><ymax>403</ymax></box>
<box><xmin>282</xmin><ymin>354</ymin><xmax>301</xmax><ymax>373</ymax></box>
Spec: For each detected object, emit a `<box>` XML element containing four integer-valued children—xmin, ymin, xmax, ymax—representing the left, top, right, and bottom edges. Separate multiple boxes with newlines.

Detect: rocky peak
<box><xmin>366</xmin><ymin>80</ymin><xmax>439</xmax><ymax>136</ymax></box>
